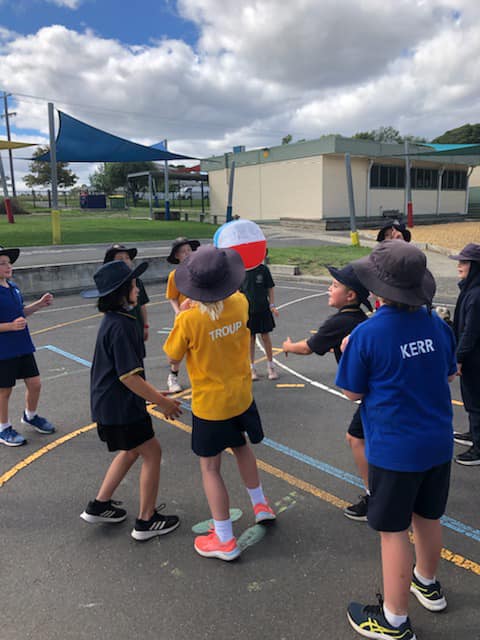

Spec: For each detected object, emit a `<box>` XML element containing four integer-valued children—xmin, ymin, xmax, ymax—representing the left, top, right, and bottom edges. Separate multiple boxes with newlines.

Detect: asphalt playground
<box><xmin>1</xmin><ymin>271</ymin><xmax>479</xmax><ymax>640</ymax></box>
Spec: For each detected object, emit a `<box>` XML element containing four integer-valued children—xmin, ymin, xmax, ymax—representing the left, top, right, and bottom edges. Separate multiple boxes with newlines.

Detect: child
<box><xmin>163</xmin><ymin>245</ymin><xmax>275</xmax><ymax>561</ymax></box>
<box><xmin>336</xmin><ymin>241</ymin><xmax>456</xmax><ymax>640</ymax></box>
<box><xmin>80</xmin><ymin>260</ymin><xmax>182</xmax><ymax>541</ymax></box>
<box><xmin>240</xmin><ymin>255</ymin><xmax>279</xmax><ymax>380</ymax></box>
<box><xmin>103</xmin><ymin>243</ymin><xmax>150</xmax><ymax>345</ymax></box>
<box><xmin>449</xmin><ymin>243</ymin><xmax>480</xmax><ymax>465</ymax></box>
<box><xmin>0</xmin><ymin>245</ymin><xmax>56</xmax><ymax>447</ymax></box>
<box><xmin>282</xmin><ymin>264</ymin><xmax>372</xmax><ymax>521</ymax></box>
<box><xmin>165</xmin><ymin>237</ymin><xmax>200</xmax><ymax>392</ymax></box>
<box><xmin>376</xmin><ymin>219</ymin><xmax>411</xmax><ymax>242</ymax></box>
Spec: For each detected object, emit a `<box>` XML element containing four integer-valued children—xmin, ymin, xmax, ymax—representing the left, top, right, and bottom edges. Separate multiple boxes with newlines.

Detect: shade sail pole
<box><xmin>48</xmin><ymin>103</ymin><xmax>58</xmax><ymax>209</ymax></box>
<box><xmin>345</xmin><ymin>153</ymin><xmax>359</xmax><ymax>247</ymax></box>
<box><xmin>164</xmin><ymin>139</ymin><xmax>170</xmax><ymax>221</ymax></box>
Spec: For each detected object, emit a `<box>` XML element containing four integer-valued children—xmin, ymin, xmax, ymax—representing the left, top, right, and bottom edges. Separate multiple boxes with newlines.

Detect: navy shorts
<box><xmin>0</xmin><ymin>353</ymin><xmax>39</xmax><ymax>388</ymax></box>
<box><xmin>247</xmin><ymin>310</ymin><xmax>275</xmax><ymax>335</ymax></box>
<box><xmin>347</xmin><ymin>406</ymin><xmax>364</xmax><ymax>439</ymax></box>
<box><xmin>367</xmin><ymin>461</ymin><xmax>451</xmax><ymax>532</ymax></box>
<box><xmin>192</xmin><ymin>401</ymin><xmax>264</xmax><ymax>457</ymax></box>
<box><xmin>97</xmin><ymin>414</ymin><xmax>155</xmax><ymax>452</ymax></box>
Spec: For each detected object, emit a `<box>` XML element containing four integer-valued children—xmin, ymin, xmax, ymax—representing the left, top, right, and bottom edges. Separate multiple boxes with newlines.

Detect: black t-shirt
<box><xmin>131</xmin><ymin>277</ymin><xmax>149</xmax><ymax>336</ymax></box>
<box><xmin>90</xmin><ymin>310</ymin><xmax>148</xmax><ymax>425</ymax></box>
<box><xmin>307</xmin><ymin>305</ymin><xmax>368</xmax><ymax>363</ymax></box>
<box><xmin>240</xmin><ymin>264</ymin><xmax>275</xmax><ymax>314</ymax></box>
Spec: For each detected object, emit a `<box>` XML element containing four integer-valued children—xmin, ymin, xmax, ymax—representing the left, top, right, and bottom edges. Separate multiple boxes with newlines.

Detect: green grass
<box><xmin>0</xmin><ymin>210</ymin><xmax>218</xmax><ymax>247</ymax></box>
<box><xmin>268</xmin><ymin>245</ymin><xmax>371</xmax><ymax>276</ymax></box>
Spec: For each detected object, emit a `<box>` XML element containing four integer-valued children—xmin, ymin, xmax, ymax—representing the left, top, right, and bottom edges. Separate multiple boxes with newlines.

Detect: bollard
<box><xmin>4</xmin><ymin>197</ymin><xmax>14</xmax><ymax>224</ymax></box>
<box><xmin>51</xmin><ymin>209</ymin><xmax>61</xmax><ymax>244</ymax></box>
<box><xmin>350</xmin><ymin>230</ymin><xmax>360</xmax><ymax>247</ymax></box>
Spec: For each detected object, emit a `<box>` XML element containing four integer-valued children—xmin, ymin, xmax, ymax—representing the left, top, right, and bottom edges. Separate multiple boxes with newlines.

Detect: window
<box><xmin>370</xmin><ymin>164</ymin><xmax>405</xmax><ymax>189</ymax></box>
<box><xmin>441</xmin><ymin>170</ymin><xmax>467</xmax><ymax>190</ymax></box>
<box><xmin>410</xmin><ymin>168</ymin><xmax>438</xmax><ymax>190</ymax></box>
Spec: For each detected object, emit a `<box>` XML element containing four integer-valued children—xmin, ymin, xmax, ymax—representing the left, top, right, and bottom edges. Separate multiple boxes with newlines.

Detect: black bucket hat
<box><xmin>174</xmin><ymin>244</ymin><xmax>245</xmax><ymax>303</ymax></box>
<box><xmin>351</xmin><ymin>240</ymin><xmax>436</xmax><ymax>307</ymax></box>
<box><xmin>376</xmin><ymin>220</ymin><xmax>411</xmax><ymax>243</ymax></box>
<box><xmin>103</xmin><ymin>243</ymin><xmax>137</xmax><ymax>264</ymax></box>
<box><xmin>167</xmin><ymin>237</ymin><xmax>200</xmax><ymax>264</ymax></box>
<box><xmin>327</xmin><ymin>264</ymin><xmax>373</xmax><ymax>312</ymax></box>
<box><xmin>0</xmin><ymin>246</ymin><xmax>20</xmax><ymax>264</ymax></box>
<box><xmin>449</xmin><ymin>243</ymin><xmax>480</xmax><ymax>263</ymax></box>
<box><xmin>81</xmin><ymin>260</ymin><xmax>148</xmax><ymax>298</ymax></box>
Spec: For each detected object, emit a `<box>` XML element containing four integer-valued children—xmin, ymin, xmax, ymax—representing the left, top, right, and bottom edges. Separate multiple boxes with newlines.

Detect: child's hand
<box><xmin>159</xmin><ymin>396</ymin><xmax>182</xmax><ymax>420</ymax></box>
<box><xmin>11</xmin><ymin>316</ymin><xmax>27</xmax><ymax>331</ymax></box>
<box><xmin>282</xmin><ymin>336</ymin><xmax>292</xmax><ymax>356</ymax></box>
<box><xmin>340</xmin><ymin>335</ymin><xmax>350</xmax><ymax>353</ymax></box>
<box><xmin>271</xmin><ymin>305</ymin><xmax>279</xmax><ymax>317</ymax></box>
<box><xmin>38</xmin><ymin>293</ymin><xmax>54</xmax><ymax>308</ymax></box>
<box><xmin>143</xmin><ymin>327</ymin><xmax>149</xmax><ymax>341</ymax></box>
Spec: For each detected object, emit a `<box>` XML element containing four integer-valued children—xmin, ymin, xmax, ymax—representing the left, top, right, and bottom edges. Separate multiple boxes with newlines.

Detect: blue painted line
<box><xmin>39</xmin><ymin>344</ymin><xmax>480</xmax><ymax>544</ymax></box>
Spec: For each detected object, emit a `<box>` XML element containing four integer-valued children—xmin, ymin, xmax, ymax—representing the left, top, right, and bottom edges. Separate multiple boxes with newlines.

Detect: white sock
<box><xmin>250</xmin><ymin>363</ymin><xmax>256</xmax><ymax>370</ymax></box>
<box><xmin>25</xmin><ymin>409</ymin><xmax>36</xmax><ymax>420</ymax></box>
<box><xmin>366</xmin><ymin>489</ymin><xmax>371</xmax><ymax>496</ymax></box>
<box><xmin>383</xmin><ymin>604</ymin><xmax>407</xmax><ymax>628</ymax></box>
<box><xmin>213</xmin><ymin>518</ymin><xmax>233</xmax><ymax>543</ymax></box>
<box><xmin>267</xmin><ymin>360</ymin><xmax>274</xmax><ymax>369</ymax></box>
<box><xmin>0</xmin><ymin>422</ymin><xmax>11</xmax><ymax>432</ymax></box>
<box><xmin>414</xmin><ymin>566</ymin><xmax>436</xmax><ymax>586</ymax></box>
<box><xmin>247</xmin><ymin>484</ymin><xmax>266</xmax><ymax>507</ymax></box>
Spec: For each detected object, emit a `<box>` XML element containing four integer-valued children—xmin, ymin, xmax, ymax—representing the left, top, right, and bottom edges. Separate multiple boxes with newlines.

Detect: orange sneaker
<box><xmin>253</xmin><ymin>502</ymin><xmax>276</xmax><ymax>524</ymax></box>
<box><xmin>194</xmin><ymin>530</ymin><xmax>241</xmax><ymax>561</ymax></box>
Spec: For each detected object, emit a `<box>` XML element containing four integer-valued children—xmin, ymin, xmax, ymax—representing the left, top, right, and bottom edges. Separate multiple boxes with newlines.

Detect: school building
<box><xmin>201</xmin><ymin>136</ymin><xmax>480</xmax><ymax>228</ymax></box>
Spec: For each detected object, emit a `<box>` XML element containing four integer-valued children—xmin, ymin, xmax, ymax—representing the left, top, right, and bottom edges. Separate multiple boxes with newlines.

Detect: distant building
<box><xmin>201</xmin><ymin>136</ymin><xmax>479</xmax><ymax>227</ymax></box>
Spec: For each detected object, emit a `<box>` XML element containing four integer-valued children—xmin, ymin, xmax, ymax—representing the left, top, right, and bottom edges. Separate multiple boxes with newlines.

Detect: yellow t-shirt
<box><xmin>166</xmin><ymin>270</ymin><xmax>188</xmax><ymax>306</ymax></box>
<box><xmin>163</xmin><ymin>292</ymin><xmax>252</xmax><ymax>420</ymax></box>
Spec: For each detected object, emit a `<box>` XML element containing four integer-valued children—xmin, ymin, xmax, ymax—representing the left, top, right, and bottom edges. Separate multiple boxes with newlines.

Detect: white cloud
<box><xmin>1</xmin><ymin>0</ymin><xmax>480</xmax><ymax>190</ymax></box>
<box><xmin>47</xmin><ymin>0</ymin><xmax>83</xmax><ymax>8</ymax></box>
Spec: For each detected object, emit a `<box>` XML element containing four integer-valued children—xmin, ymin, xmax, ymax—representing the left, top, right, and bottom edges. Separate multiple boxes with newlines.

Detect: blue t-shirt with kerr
<box><xmin>0</xmin><ymin>280</ymin><xmax>35</xmax><ymax>360</ymax></box>
<box><xmin>336</xmin><ymin>305</ymin><xmax>456</xmax><ymax>472</ymax></box>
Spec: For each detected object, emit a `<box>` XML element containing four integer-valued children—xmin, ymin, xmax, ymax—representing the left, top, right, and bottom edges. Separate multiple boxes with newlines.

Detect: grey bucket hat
<box><xmin>351</xmin><ymin>240</ymin><xmax>436</xmax><ymax>306</ymax></box>
<box><xmin>449</xmin><ymin>243</ymin><xmax>480</xmax><ymax>263</ymax></box>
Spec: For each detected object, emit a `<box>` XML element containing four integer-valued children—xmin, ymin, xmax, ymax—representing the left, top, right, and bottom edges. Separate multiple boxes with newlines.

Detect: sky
<box><xmin>1</xmin><ymin>0</ymin><xmax>480</xmax><ymax>190</ymax></box>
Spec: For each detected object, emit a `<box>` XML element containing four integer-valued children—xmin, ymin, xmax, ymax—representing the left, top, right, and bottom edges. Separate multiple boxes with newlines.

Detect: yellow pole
<box><xmin>350</xmin><ymin>230</ymin><xmax>360</xmax><ymax>247</ymax></box>
<box><xmin>51</xmin><ymin>209</ymin><xmax>61</xmax><ymax>244</ymax></box>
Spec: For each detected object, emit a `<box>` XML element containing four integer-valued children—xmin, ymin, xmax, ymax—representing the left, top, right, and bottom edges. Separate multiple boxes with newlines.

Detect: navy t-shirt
<box><xmin>307</xmin><ymin>305</ymin><xmax>368</xmax><ymax>363</ymax></box>
<box><xmin>90</xmin><ymin>310</ymin><xmax>148</xmax><ymax>425</ymax></box>
<box><xmin>0</xmin><ymin>281</ymin><xmax>35</xmax><ymax>360</ymax></box>
<box><xmin>336</xmin><ymin>305</ymin><xmax>457</xmax><ymax>472</ymax></box>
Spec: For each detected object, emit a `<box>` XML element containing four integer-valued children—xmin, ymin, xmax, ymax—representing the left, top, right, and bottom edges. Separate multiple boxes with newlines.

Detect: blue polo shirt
<box><xmin>336</xmin><ymin>306</ymin><xmax>456</xmax><ymax>472</ymax></box>
<box><xmin>0</xmin><ymin>280</ymin><xmax>35</xmax><ymax>360</ymax></box>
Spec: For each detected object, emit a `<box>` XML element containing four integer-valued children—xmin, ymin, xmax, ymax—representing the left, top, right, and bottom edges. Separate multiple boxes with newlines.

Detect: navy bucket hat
<box><xmin>82</xmin><ymin>260</ymin><xmax>148</xmax><ymax>298</ymax></box>
<box><xmin>327</xmin><ymin>264</ymin><xmax>373</xmax><ymax>311</ymax></box>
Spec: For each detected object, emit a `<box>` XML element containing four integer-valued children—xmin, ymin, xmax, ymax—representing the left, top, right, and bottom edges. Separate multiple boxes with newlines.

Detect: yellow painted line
<box><xmin>0</xmin><ymin>423</ymin><xmax>96</xmax><ymax>488</ymax></box>
<box><xmin>276</xmin><ymin>383</ymin><xmax>305</xmax><ymax>388</ymax></box>
<box><xmin>147</xmin><ymin>406</ymin><xmax>480</xmax><ymax>577</ymax></box>
<box><xmin>452</xmin><ymin>400</ymin><xmax>464</xmax><ymax>406</ymax></box>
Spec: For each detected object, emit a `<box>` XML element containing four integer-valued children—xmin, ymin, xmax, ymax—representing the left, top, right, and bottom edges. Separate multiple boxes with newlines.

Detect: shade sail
<box><xmin>0</xmin><ymin>140</ymin><xmax>36</xmax><ymax>150</ymax></box>
<box><xmin>406</xmin><ymin>143</ymin><xmax>480</xmax><ymax>156</ymax></box>
<box><xmin>35</xmin><ymin>111</ymin><xmax>194</xmax><ymax>163</ymax></box>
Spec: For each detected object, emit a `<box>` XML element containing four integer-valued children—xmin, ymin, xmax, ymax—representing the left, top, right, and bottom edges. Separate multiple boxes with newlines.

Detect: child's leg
<box><xmin>0</xmin><ymin>387</ymin><xmax>12</xmax><ymax>423</ymax></box>
<box><xmin>199</xmin><ymin>453</ymin><xmax>230</xmax><ymax>521</ymax></box>
<box><xmin>250</xmin><ymin>333</ymin><xmax>256</xmax><ymax>364</ymax></box>
<box><xmin>136</xmin><ymin>437</ymin><xmax>162</xmax><ymax>520</ymax></box>
<box><xmin>232</xmin><ymin>443</ymin><xmax>260</xmax><ymax>489</ymax></box>
<box><xmin>260</xmin><ymin>333</ymin><xmax>273</xmax><ymax>362</ymax></box>
<box><xmin>380</xmin><ymin>530</ymin><xmax>413</xmax><ymax>615</ymax></box>
<box><xmin>24</xmin><ymin>375</ymin><xmax>41</xmax><ymax>413</ymax></box>
<box><xmin>346</xmin><ymin>434</ymin><xmax>369</xmax><ymax>489</ymax></box>
<box><xmin>96</xmin><ymin>449</ymin><xmax>139</xmax><ymax>502</ymax></box>
<box><xmin>411</xmin><ymin>514</ymin><xmax>443</xmax><ymax>579</ymax></box>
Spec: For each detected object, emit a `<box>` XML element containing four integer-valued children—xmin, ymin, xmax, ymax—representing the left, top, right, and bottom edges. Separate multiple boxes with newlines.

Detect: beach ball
<box><xmin>213</xmin><ymin>219</ymin><xmax>267</xmax><ymax>270</ymax></box>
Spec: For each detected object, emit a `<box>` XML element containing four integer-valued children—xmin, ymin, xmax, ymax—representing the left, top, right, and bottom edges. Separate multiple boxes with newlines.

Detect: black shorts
<box><xmin>367</xmin><ymin>461</ymin><xmax>451</xmax><ymax>532</ymax></box>
<box><xmin>97</xmin><ymin>415</ymin><xmax>155</xmax><ymax>452</ymax></box>
<box><xmin>247</xmin><ymin>310</ymin><xmax>275</xmax><ymax>335</ymax></box>
<box><xmin>192</xmin><ymin>401</ymin><xmax>264</xmax><ymax>457</ymax></box>
<box><xmin>347</xmin><ymin>406</ymin><xmax>364</xmax><ymax>439</ymax></box>
<box><xmin>0</xmin><ymin>353</ymin><xmax>39</xmax><ymax>388</ymax></box>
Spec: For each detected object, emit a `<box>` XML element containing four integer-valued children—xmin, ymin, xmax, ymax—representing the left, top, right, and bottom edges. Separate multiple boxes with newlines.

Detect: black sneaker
<box><xmin>80</xmin><ymin>499</ymin><xmax>127</xmax><ymax>523</ymax></box>
<box><xmin>347</xmin><ymin>595</ymin><xmax>415</xmax><ymax>640</ymax></box>
<box><xmin>131</xmin><ymin>505</ymin><xmax>180</xmax><ymax>541</ymax></box>
<box><xmin>410</xmin><ymin>571</ymin><xmax>447</xmax><ymax>611</ymax></box>
<box><xmin>344</xmin><ymin>494</ymin><xmax>369</xmax><ymax>521</ymax></box>
<box><xmin>453</xmin><ymin>431</ymin><xmax>473</xmax><ymax>446</ymax></box>
<box><xmin>455</xmin><ymin>445</ymin><xmax>480</xmax><ymax>466</ymax></box>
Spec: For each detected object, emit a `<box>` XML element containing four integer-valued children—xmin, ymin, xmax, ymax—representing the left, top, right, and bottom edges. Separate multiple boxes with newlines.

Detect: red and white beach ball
<box><xmin>213</xmin><ymin>219</ymin><xmax>267</xmax><ymax>270</ymax></box>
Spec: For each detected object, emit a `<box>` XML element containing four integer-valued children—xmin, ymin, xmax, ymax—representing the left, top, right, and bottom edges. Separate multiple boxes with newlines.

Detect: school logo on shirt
<box><xmin>400</xmin><ymin>339</ymin><xmax>435</xmax><ymax>359</ymax></box>
<box><xmin>209</xmin><ymin>321</ymin><xmax>242</xmax><ymax>341</ymax></box>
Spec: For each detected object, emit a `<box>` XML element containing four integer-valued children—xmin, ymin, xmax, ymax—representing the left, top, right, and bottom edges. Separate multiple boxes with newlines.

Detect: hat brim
<box><xmin>167</xmin><ymin>240</ymin><xmax>200</xmax><ymax>264</ymax></box>
<box><xmin>352</xmin><ymin>256</ymin><xmax>435</xmax><ymax>306</ymax></box>
<box><xmin>81</xmin><ymin>261</ymin><xmax>148</xmax><ymax>298</ymax></box>
<box><xmin>103</xmin><ymin>247</ymin><xmax>138</xmax><ymax>264</ymax></box>
<box><xmin>174</xmin><ymin>248</ymin><xmax>245</xmax><ymax>302</ymax></box>
<box><xmin>0</xmin><ymin>248</ymin><xmax>20</xmax><ymax>264</ymax></box>
<box><xmin>327</xmin><ymin>265</ymin><xmax>373</xmax><ymax>311</ymax></box>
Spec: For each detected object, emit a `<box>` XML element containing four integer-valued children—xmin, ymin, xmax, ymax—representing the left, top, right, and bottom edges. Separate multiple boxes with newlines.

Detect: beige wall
<box><xmin>470</xmin><ymin>166</ymin><xmax>480</xmax><ymax>187</ymax></box>
<box><xmin>322</xmin><ymin>155</ymin><xmax>368</xmax><ymax>218</ymax></box>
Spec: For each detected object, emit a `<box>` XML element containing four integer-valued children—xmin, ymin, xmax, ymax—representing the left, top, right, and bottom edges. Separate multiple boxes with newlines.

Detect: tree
<box><xmin>353</xmin><ymin>126</ymin><xmax>426</xmax><ymax>144</ymax></box>
<box><xmin>282</xmin><ymin>134</ymin><xmax>293</xmax><ymax>145</ymax></box>
<box><xmin>89</xmin><ymin>162</ymin><xmax>157</xmax><ymax>196</ymax></box>
<box><xmin>432</xmin><ymin>123</ymin><xmax>480</xmax><ymax>144</ymax></box>
<box><xmin>24</xmin><ymin>146</ymin><xmax>78</xmax><ymax>189</ymax></box>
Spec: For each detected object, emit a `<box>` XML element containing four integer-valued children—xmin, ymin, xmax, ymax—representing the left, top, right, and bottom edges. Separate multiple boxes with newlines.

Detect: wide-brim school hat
<box><xmin>103</xmin><ymin>243</ymin><xmax>138</xmax><ymax>264</ymax></box>
<box><xmin>0</xmin><ymin>246</ymin><xmax>20</xmax><ymax>264</ymax></box>
<box><xmin>81</xmin><ymin>260</ymin><xmax>148</xmax><ymax>298</ymax></box>
<box><xmin>351</xmin><ymin>240</ymin><xmax>436</xmax><ymax>307</ymax></box>
<box><xmin>449</xmin><ymin>243</ymin><xmax>480</xmax><ymax>263</ymax></box>
<box><xmin>376</xmin><ymin>220</ymin><xmax>411</xmax><ymax>243</ymax></box>
<box><xmin>327</xmin><ymin>264</ymin><xmax>373</xmax><ymax>312</ymax></box>
<box><xmin>167</xmin><ymin>237</ymin><xmax>200</xmax><ymax>264</ymax></box>
<box><xmin>174</xmin><ymin>244</ymin><xmax>245</xmax><ymax>303</ymax></box>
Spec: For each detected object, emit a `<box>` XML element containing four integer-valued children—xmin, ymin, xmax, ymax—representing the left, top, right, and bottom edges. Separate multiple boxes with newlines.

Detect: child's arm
<box><xmin>268</xmin><ymin>287</ymin><xmax>279</xmax><ymax>317</ymax></box>
<box><xmin>0</xmin><ymin>317</ymin><xmax>27</xmax><ymax>332</ymax></box>
<box><xmin>169</xmin><ymin>299</ymin><xmax>181</xmax><ymax>315</ymax></box>
<box><xmin>121</xmin><ymin>374</ymin><xmax>182</xmax><ymax>420</ymax></box>
<box><xmin>140</xmin><ymin>305</ymin><xmax>149</xmax><ymax>341</ymax></box>
<box><xmin>282</xmin><ymin>336</ymin><xmax>312</xmax><ymax>356</ymax></box>
<box><xmin>341</xmin><ymin>389</ymin><xmax>364</xmax><ymax>402</ymax></box>
<box><xmin>24</xmin><ymin>293</ymin><xmax>53</xmax><ymax>316</ymax></box>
